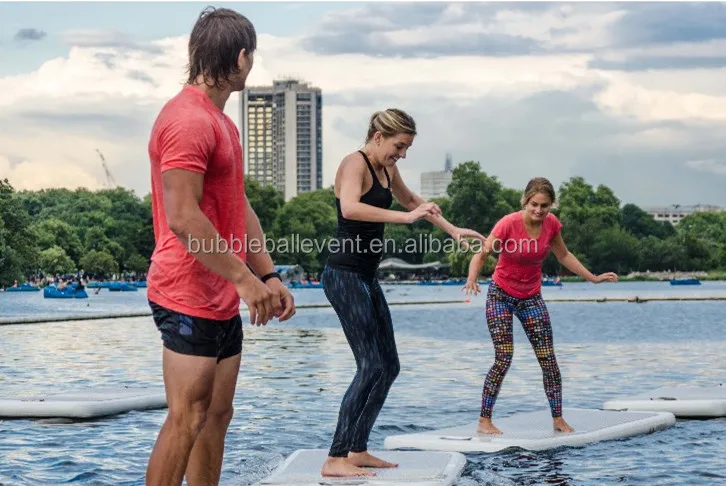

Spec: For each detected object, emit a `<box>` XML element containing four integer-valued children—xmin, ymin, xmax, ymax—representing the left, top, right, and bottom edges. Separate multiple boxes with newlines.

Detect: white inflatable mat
<box><xmin>259</xmin><ymin>449</ymin><xmax>466</xmax><ymax>486</ymax></box>
<box><xmin>603</xmin><ymin>385</ymin><xmax>726</xmax><ymax>417</ymax></box>
<box><xmin>0</xmin><ymin>386</ymin><xmax>167</xmax><ymax>419</ymax></box>
<box><xmin>383</xmin><ymin>408</ymin><xmax>675</xmax><ymax>453</ymax></box>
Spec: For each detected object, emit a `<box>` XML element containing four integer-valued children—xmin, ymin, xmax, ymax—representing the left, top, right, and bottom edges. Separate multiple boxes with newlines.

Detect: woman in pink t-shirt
<box><xmin>463</xmin><ymin>177</ymin><xmax>618</xmax><ymax>435</ymax></box>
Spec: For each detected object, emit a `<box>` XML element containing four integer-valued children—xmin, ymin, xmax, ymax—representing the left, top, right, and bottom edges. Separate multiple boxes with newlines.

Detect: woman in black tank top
<box><xmin>320</xmin><ymin>109</ymin><xmax>485</xmax><ymax>478</ymax></box>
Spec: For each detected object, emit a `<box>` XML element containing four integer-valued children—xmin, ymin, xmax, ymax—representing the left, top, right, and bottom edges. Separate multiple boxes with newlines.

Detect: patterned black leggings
<box><xmin>481</xmin><ymin>282</ymin><xmax>563</xmax><ymax>418</ymax></box>
<box><xmin>322</xmin><ymin>266</ymin><xmax>401</xmax><ymax>457</ymax></box>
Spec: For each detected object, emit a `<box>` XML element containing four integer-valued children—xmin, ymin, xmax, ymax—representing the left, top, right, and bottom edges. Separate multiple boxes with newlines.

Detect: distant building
<box><xmin>643</xmin><ymin>204</ymin><xmax>725</xmax><ymax>225</ymax></box>
<box><xmin>420</xmin><ymin>152</ymin><xmax>454</xmax><ymax>200</ymax></box>
<box><xmin>239</xmin><ymin>79</ymin><xmax>322</xmax><ymax>201</ymax></box>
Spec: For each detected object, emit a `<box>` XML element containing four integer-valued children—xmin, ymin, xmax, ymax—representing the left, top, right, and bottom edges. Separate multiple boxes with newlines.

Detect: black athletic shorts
<box><xmin>149</xmin><ymin>300</ymin><xmax>243</xmax><ymax>362</ymax></box>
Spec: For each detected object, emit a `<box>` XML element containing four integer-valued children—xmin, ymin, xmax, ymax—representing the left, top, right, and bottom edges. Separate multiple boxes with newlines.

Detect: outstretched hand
<box><xmin>592</xmin><ymin>272</ymin><xmax>618</xmax><ymax>283</ymax></box>
<box><xmin>462</xmin><ymin>280</ymin><xmax>481</xmax><ymax>296</ymax></box>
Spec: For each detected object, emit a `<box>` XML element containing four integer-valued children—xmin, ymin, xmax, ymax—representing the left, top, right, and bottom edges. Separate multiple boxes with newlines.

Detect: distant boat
<box><xmin>418</xmin><ymin>279</ymin><xmax>466</xmax><ymax>286</ymax></box>
<box><xmin>107</xmin><ymin>282</ymin><xmax>138</xmax><ymax>292</ymax></box>
<box><xmin>287</xmin><ymin>281</ymin><xmax>323</xmax><ymax>289</ymax></box>
<box><xmin>5</xmin><ymin>283</ymin><xmax>40</xmax><ymax>292</ymax></box>
<box><xmin>43</xmin><ymin>285</ymin><xmax>88</xmax><ymax>299</ymax></box>
<box><xmin>669</xmin><ymin>277</ymin><xmax>701</xmax><ymax>286</ymax></box>
<box><xmin>542</xmin><ymin>277</ymin><xmax>563</xmax><ymax>287</ymax></box>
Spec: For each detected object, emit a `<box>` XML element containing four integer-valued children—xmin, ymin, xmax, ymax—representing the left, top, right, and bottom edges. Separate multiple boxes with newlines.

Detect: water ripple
<box><xmin>1</xmin><ymin>298</ymin><xmax>725</xmax><ymax>485</ymax></box>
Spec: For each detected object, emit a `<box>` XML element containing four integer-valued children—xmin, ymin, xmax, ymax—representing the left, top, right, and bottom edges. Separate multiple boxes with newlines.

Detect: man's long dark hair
<box><xmin>186</xmin><ymin>6</ymin><xmax>257</xmax><ymax>89</ymax></box>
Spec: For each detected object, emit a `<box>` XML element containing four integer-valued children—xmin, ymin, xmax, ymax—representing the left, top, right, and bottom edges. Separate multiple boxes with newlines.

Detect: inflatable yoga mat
<box><xmin>259</xmin><ymin>449</ymin><xmax>466</xmax><ymax>486</ymax></box>
<box><xmin>383</xmin><ymin>408</ymin><xmax>675</xmax><ymax>453</ymax></box>
<box><xmin>603</xmin><ymin>385</ymin><xmax>726</xmax><ymax>418</ymax></box>
<box><xmin>0</xmin><ymin>386</ymin><xmax>167</xmax><ymax>419</ymax></box>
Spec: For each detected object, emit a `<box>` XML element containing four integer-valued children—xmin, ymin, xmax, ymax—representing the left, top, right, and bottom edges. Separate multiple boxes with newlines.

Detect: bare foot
<box><xmin>553</xmin><ymin>417</ymin><xmax>575</xmax><ymax>433</ymax></box>
<box><xmin>321</xmin><ymin>457</ymin><xmax>375</xmax><ymax>477</ymax></box>
<box><xmin>347</xmin><ymin>451</ymin><xmax>398</xmax><ymax>468</ymax></box>
<box><xmin>477</xmin><ymin>417</ymin><xmax>503</xmax><ymax>435</ymax></box>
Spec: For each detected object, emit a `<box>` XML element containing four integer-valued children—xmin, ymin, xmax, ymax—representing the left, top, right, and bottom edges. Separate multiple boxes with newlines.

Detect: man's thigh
<box><xmin>150</xmin><ymin>300</ymin><xmax>228</xmax><ymax>359</ymax></box>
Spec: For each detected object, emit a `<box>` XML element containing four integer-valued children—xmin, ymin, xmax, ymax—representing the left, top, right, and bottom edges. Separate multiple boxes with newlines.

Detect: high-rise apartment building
<box><xmin>239</xmin><ymin>79</ymin><xmax>322</xmax><ymax>201</ymax></box>
<box><xmin>420</xmin><ymin>152</ymin><xmax>454</xmax><ymax>200</ymax></box>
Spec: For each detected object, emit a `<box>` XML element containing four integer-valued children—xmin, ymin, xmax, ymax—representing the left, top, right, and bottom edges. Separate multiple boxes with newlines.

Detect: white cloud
<box><xmin>686</xmin><ymin>159</ymin><xmax>726</xmax><ymax>175</ymax></box>
<box><xmin>611</xmin><ymin>127</ymin><xmax>696</xmax><ymax>150</ymax></box>
<box><xmin>1</xmin><ymin>6</ymin><xmax>726</xmax><ymax>207</ymax></box>
<box><xmin>490</xmin><ymin>4</ymin><xmax>628</xmax><ymax>50</ymax></box>
<box><xmin>594</xmin><ymin>73</ymin><xmax>726</xmax><ymax>123</ymax></box>
<box><xmin>0</xmin><ymin>155</ymin><xmax>103</xmax><ymax>191</ymax></box>
<box><xmin>250</xmin><ymin>34</ymin><xmax>596</xmax><ymax>97</ymax></box>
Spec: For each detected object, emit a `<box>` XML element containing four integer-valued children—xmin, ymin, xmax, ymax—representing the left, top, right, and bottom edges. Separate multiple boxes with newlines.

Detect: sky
<box><xmin>1</xmin><ymin>1</ymin><xmax>726</xmax><ymax>208</ymax></box>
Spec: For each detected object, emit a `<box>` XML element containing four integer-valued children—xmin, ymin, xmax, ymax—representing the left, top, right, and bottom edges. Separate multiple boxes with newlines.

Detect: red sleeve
<box><xmin>157</xmin><ymin>114</ymin><xmax>216</xmax><ymax>174</ymax></box>
<box><xmin>548</xmin><ymin>213</ymin><xmax>563</xmax><ymax>237</ymax></box>
<box><xmin>490</xmin><ymin>213</ymin><xmax>511</xmax><ymax>241</ymax></box>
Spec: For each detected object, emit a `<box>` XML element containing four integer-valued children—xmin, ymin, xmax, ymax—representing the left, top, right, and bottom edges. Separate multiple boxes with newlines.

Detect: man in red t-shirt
<box><xmin>463</xmin><ymin>177</ymin><xmax>617</xmax><ymax>436</ymax></box>
<box><xmin>144</xmin><ymin>7</ymin><xmax>295</xmax><ymax>486</ymax></box>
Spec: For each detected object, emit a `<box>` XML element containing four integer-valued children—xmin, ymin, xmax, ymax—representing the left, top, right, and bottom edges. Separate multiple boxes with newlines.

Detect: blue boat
<box><xmin>418</xmin><ymin>279</ymin><xmax>466</xmax><ymax>286</ymax></box>
<box><xmin>43</xmin><ymin>285</ymin><xmax>88</xmax><ymax>299</ymax></box>
<box><xmin>5</xmin><ymin>283</ymin><xmax>41</xmax><ymax>292</ymax></box>
<box><xmin>287</xmin><ymin>281</ymin><xmax>323</xmax><ymax>289</ymax></box>
<box><xmin>541</xmin><ymin>276</ymin><xmax>563</xmax><ymax>287</ymax></box>
<box><xmin>107</xmin><ymin>282</ymin><xmax>138</xmax><ymax>292</ymax></box>
<box><xmin>133</xmin><ymin>281</ymin><xmax>147</xmax><ymax>288</ymax></box>
<box><xmin>669</xmin><ymin>277</ymin><xmax>701</xmax><ymax>286</ymax></box>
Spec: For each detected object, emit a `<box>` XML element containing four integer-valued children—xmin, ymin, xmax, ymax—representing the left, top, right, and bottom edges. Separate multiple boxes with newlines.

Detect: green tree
<box><xmin>80</xmin><ymin>249</ymin><xmax>119</xmax><ymax>277</ymax></box>
<box><xmin>0</xmin><ymin>179</ymin><xmax>39</xmax><ymax>286</ymax></box>
<box><xmin>556</xmin><ymin>176</ymin><xmax>621</xmax><ymax>270</ymax></box>
<box><xmin>272</xmin><ymin>190</ymin><xmax>337</xmax><ymax>275</ymax></box>
<box><xmin>125</xmin><ymin>253</ymin><xmax>150</xmax><ymax>274</ymax></box>
<box><xmin>588</xmin><ymin>226</ymin><xmax>641</xmax><ymax>274</ymax></box>
<box><xmin>500</xmin><ymin>187</ymin><xmax>523</xmax><ymax>212</ymax></box>
<box><xmin>620</xmin><ymin>203</ymin><xmax>675</xmax><ymax>239</ymax></box>
<box><xmin>38</xmin><ymin>246</ymin><xmax>76</xmax><ymax>275</ymax></box>
<box><xmin>245</xmin><ymin>177</ymin><xmax>285</xmax><ymax>232</ymax></box>
<box><xmin>678</xmin><ymin>212</ymin><xmax>726</xmax><ymax>243</ymax></box>
<box><xmin>447</xmin><ymin>161</ymin><xmax>516</xmax><ymax>234</ymax></box>
<box><xmin>30</xmin><ymin>218</ymin><xmax>84</xmax><ymax>264</ymax></box>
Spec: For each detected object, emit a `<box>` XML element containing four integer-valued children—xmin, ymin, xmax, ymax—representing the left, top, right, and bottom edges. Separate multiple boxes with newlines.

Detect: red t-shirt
<box><xmin>146</xmin><ymin>85</ymin><xmax>247</xmax><ymax>320</ymax></box>
<box><xmin>490</xmin><ymin>211</ymin><xmax>563</xmax><ymax>298</ymax></box>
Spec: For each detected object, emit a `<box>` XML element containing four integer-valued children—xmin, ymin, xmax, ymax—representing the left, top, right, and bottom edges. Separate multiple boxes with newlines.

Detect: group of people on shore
<box><xmin>142</xmin><ymin>7</ymin><xmax>619</xmax><ymax>485</ymax></box>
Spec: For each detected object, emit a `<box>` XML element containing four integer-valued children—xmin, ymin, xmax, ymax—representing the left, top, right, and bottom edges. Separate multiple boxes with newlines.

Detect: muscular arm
<box><xmin>162</xmin><ymin>169</ymin><xmax>256</xmax><ymax>286</ymax></box>
<box><xmin>550</xmin><ymin>233</ymin><xmax>596</xmax><ymax>282</ymax></box>
<box><xmin>338</xmin><ymin>155</ymin><xmax>411</xmax><ymax>224</ymax></box>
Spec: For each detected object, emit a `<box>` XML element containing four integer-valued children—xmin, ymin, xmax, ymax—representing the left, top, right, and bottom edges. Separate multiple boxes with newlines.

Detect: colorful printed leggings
<box><xmin>481</xmin><ymin>282</ymin><xmax>563</xmax><ymax>418</ymax></box>
<box><xmin>322</xmin><ymin>266</ymin><xmax>401</xmax><ymax>458</ymax></box>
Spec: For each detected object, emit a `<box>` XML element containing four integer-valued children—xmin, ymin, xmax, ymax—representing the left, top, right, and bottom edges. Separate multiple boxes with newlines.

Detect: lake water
<box><xmin>1</xmin><ymin>282</ymin><xmax>725</xmax><ymax>485</ymax></box>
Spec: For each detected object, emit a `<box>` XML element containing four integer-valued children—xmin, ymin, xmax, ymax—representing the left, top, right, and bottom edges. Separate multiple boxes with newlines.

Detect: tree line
<box><xmin>1</xmin><ymin>162</ymin><xmax>725</xmax><ymax>287</ymax></box>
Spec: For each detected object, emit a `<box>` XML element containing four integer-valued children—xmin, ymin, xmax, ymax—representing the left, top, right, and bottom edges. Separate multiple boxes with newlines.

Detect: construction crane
<box><xmin>96</xmin><ymin>149</ymin><xmax>117</xmax><ymax>188</ymax></box>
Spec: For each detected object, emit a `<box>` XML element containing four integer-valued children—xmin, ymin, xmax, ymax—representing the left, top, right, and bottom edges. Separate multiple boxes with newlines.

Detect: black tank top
<box><xmin>326</xmin><ymin>150</ymin><xmax>393</xmax><ymax>278</ymax></box>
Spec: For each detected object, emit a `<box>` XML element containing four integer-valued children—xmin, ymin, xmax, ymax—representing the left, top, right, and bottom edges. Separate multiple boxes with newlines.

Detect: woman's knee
<box><xmin>386</xmin><ymin>355</ymin><xmax>400</xmax><ymax>381</ymax></box>
<box><xmin>360</xmin><ymin>356</ymin><xmax>399</xmax><ymax>384</ymax></box>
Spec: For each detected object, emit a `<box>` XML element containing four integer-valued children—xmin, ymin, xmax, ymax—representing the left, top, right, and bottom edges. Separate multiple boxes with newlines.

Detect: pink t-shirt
<box><xmin>146</xmin><ymin>85</ymin><xmax>247</xmax><ymax>320</ymax></box>
<box><xmin>490</xmin><ymin>211</ymin><xmax>563</xmax><ymax>298</ymax></box>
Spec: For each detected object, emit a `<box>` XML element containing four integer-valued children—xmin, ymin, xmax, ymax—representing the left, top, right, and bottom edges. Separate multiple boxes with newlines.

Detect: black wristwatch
<box><xmin>260</xmin><ymin>271</ymin><xmax>282</xmax><ymax>283</ymax></box>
